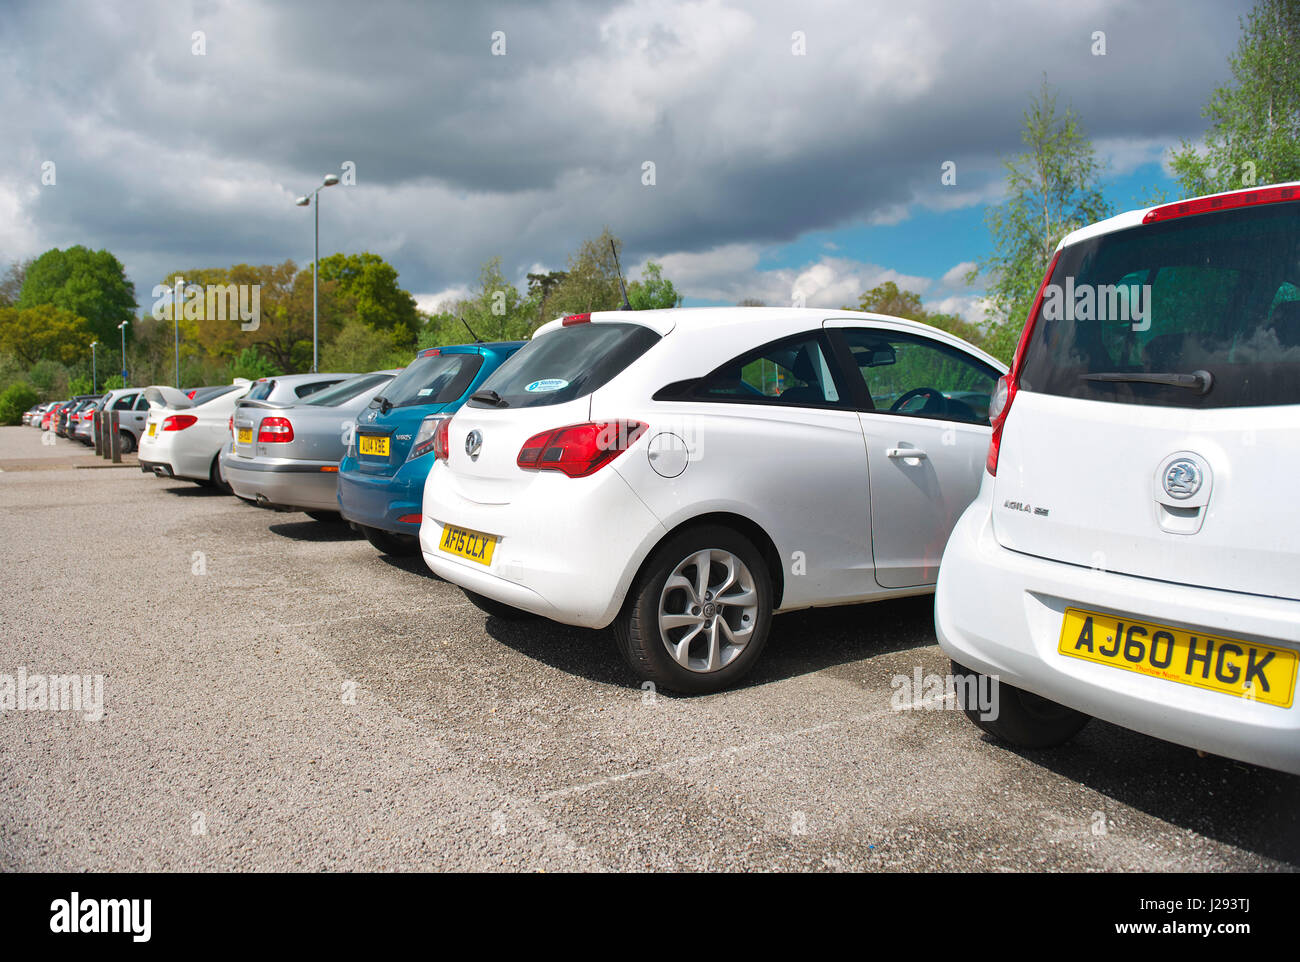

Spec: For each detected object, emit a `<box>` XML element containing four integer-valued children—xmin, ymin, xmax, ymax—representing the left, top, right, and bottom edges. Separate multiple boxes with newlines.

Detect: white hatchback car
<box><xmin>935</xmin><ymin>182</ymin><xmax>1300</xmax><ymax>774</ymax></box>
<box><xmin>420</xmin><ymin>307</ymin><xmax>1005</xmax><ymax>693</ymax></box>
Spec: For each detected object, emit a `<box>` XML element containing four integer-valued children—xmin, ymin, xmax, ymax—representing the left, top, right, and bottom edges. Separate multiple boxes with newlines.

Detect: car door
<box><xmin>825</xmin><ymin>321</ymin><xmax>1002</xmax><ymax>589</ymax></box>
<box><xmin>628</xmin><ymin>328</ymin><xmax>874</xmax><ymax>609</ymax></box>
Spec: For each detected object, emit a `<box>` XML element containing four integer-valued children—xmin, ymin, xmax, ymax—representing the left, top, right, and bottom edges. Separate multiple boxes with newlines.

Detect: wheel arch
<box><xmin>624</xmin><ymin>511</ymin><xmax>785</xmax><ymax>612</ymax></box>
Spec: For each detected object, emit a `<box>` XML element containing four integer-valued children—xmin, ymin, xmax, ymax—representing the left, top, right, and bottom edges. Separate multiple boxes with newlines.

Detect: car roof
<box><xmin>533</xmin><ymin>307</ymin><xmax>1003</xmax><ymax>369</ymax></box>
<box><xmin>1056</xmin><ymin>180</ymin><xmax>1300</xmax><ymax>250</ymax></box>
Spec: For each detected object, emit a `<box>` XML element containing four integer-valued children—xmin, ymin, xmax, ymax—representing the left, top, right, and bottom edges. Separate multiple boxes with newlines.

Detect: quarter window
<box><xmin>693</xmin><ymin>333</ymin><xmax>845</xmax><ymax>407</ymax></box>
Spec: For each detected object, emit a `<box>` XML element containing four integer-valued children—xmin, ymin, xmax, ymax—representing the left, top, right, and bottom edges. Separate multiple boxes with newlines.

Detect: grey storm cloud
<box><xmin>0</xmin><ymin>0</ymin><xmax>1250</xmax><ymax>302</ymax></box>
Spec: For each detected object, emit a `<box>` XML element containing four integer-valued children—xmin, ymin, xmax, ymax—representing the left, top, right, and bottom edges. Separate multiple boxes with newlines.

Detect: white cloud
<box><xmin>941</xmin><ymin>261</ymin><xmax>977</xmax><ymax>288</ymax></box>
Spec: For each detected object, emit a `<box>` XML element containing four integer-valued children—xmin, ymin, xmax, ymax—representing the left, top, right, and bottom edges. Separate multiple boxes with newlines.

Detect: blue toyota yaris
<box><xmin>338</xmin><ymin>340</ymin><xmax>524</xmax><ymax>555</ymax></box>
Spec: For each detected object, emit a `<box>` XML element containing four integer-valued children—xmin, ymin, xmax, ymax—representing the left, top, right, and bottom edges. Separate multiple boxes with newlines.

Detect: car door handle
<box><xmin>886</xmin><ymin>446</ymin><xmax>928</xmax><ymax>460</ymax></box>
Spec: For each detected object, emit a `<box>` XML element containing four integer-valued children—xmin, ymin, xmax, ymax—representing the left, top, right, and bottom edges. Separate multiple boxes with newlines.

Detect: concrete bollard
<box><xmin>110</xmin><ymin>410</ymin><xmax>121</xmax><ymax>463</ymax></box>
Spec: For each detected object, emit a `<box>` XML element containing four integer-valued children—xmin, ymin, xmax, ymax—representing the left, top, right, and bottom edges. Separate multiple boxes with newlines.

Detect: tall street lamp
<box><xmin>295</xmin><ymin>173</ymin><xmax>340</xmax><ymax>373</ymax></box>
<box><xmin>118</xmin><ymin>320</ymin><xmax>129</xmax><ymax>387</ymax></box>
<box><xmin>90</xmin><ymin>341</ymin><xmax>98</xmax><ymax>393</ymax></box>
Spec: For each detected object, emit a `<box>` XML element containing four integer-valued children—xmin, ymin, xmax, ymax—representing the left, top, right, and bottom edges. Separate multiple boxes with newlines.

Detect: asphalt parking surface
<box><xmin>1</xmin><ymin>425</ymin><xmax>1298</xmax><ymax>872</ymax></box>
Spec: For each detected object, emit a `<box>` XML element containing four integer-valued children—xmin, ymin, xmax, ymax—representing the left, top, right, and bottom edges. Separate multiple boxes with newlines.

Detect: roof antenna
<box><xmin>610</xmin><ymin>238</ymin><xmax>632</xmax><ymax>310</ymax></box>
<box><xmin>460</xmin><ymin>316</ymin><xmax>483</xmax><ymax>343</ymax></box>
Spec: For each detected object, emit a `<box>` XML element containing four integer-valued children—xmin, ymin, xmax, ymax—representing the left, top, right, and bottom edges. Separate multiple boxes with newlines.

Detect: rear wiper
<box><xmin>470</xmin><ymin>389</ymin><xmax>506</xmax><ymax>407</ymax></box>
<box><xmin>1081</xmin><ymin>369</ymin><xmax>1214</xmax><ymax>395</ymax></box>
<box><xmin>372</xmin><ymin>394</ymin><xmax>393</xmax><ymax>414</ymax></box>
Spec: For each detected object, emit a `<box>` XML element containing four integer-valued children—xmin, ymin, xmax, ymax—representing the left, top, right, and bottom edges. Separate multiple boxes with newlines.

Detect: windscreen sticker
<box><xmin>525</xmin><ymin>378</ymin><xmax>569</xmax><ymax>393</ymax></box>
<box><xmin>417</xmin><ymin>388</ymin><xmax>434</xmax><ymax>396</ymax></box>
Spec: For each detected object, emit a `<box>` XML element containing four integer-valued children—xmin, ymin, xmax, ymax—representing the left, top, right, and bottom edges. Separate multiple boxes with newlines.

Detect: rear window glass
<box><xmin>302</xmin><ymin>373</ymin><xmax>392</xmax><ymax>407</ymax></box>
<box><xmin>294</xmin><ymin>379</ymin><xmax>344</xmax><ymax>398</ymax></box>
<box><xmin>245</xmin><ymin>380</ymin><xmax>275</xmax><ymax>401</ymax></box>
<box><xmin>375</xmin><ymin>353</ymin><xmax>483</xmax><ymax>408</ymax></box>
<box><xmin>1020</xmin><ymin>201</ymin><xmax>1300</xmax><ymax>408</ymax></box>
<box><xmin>471</xmin><ymin>322</ymin><xmax>660</xmax><ymax>408</ymax></box>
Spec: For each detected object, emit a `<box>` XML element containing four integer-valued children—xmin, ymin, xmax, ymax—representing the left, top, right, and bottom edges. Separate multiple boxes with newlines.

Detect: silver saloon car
<box><xmin>222</xmin><ymin>371</ymin><xmax>398</xmax><ymax>518</ymax></box>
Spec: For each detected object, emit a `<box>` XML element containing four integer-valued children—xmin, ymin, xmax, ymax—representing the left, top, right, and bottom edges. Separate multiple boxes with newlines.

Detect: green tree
<box><xmin>848</xmin><ymin>280</ymin><xmax>986</xmax><ymax>349</ymax></box>
<box><xmin>68</xmin><ymin>375</ymin><xmax>93</xmax><ymax>395</ymax></box>
<box><xmin>627</xmin><ymin>262</ymin><xmax>683</xmax><ymax>310</ymax></box>
<box><xmin>0</xmin><ymin>260</ymin><xmax>29</xmax><ymax>307</ymax></box>
<box><xmin>316</xmin><ymin>252</ymin><xmax>420</xmax><ymax>339</ymax></box>
<box><xmin>17</xmin><ymin>246</ymin><xmax>136</xmax><ymax>345</ymax></box>
<box><xmin>0</xmin><ymin>382</ymin><xmax>39</xmax><ymax>424</ymax></box>
<box><xmin>0</xmin><ymin>305</ymin><xmax>94</xmax><ymax>367</ymax></box>
<box><xmin>227</xmin><ymin>347</ymin><xmax>281</xmax><ymax>381</ymax></box>
<box><xmin>547</xmin><ymin>229</ymin><xmax>628</xmax><ymax>317</ymax></box>
<box><xmin>972</xmin><ymin>79</ymin><xmax>1112</xmax><ymax>362</ymax></box>
<box><xmin>1171</xmin><ymin>0</ymin><xmax>1300</xmax><ymax>195</ymax></box>
<box><xmin>320</xmin><ymin>320</ymin><xmax>410</xmax><ymax>372</ymax></box>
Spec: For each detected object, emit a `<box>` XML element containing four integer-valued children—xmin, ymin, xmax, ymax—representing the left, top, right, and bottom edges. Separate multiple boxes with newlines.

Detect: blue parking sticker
<box><xmin>525</xmin><ymin>378</ymin><xmax>569</xmax><ymax>393</ymax></box>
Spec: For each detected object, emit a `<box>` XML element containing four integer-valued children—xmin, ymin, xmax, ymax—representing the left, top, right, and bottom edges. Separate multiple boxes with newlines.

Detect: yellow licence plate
<box><xmin>439</xmin><ymin>524</ymin><xmax>497</xmax><ymax>566</ymax></box>
<box><xmin>236</xmin><ymin>427</ymin><xmax>253</xmax><ymax>444</ymax></box>
<box><xmin>147</xmin><ymin>422</ymin><xmax>156</xmax><ymax>436</ymax></box>
<box><xmin>1058</xmin><ymin>607</ymin><xmax>1297</xmax><ymax>708</ymax></box>
<box><xmin>358</xmin><ymin>435</ymin><xmax>389</xmax><ymax>457</ymax></box>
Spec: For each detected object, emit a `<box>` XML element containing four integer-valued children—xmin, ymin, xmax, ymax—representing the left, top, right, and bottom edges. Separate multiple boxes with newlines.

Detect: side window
<box><xmin>842</xmin><ymin>329</ymin><xmax>998</xmax><ymax>424</ymax></box>
<box><xmin>295</xmin><ymin>380</ymin><xmax>339</xmax><ymax>398</ymax></box>
<box><xmin>134</xmin><ymin>394</ymin><xmax>150</xmax><ymax>410</ymax></box>
<box><xmin>114</xmin><ymin>393</ymin><xmax>137</xmax><ymax>410</ymax></box>
<box><xmin>694</xmin><ymin>333</ymin><xmax>845</xmax><ymax>407</ymax></box>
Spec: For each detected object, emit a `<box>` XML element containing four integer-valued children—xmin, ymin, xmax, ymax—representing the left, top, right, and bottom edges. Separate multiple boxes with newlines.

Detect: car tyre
<box><xmin>950</xmin><ymin>660</ymin><xmax>1091</xmax><ymax>749</ymax></box>
<box><xmin>118</xmin><ymin>430</ymin><xmax>137</xmax><ymax>454</ymax></box>
<box><xmin>615</xmin><ymin>524</ymin><xmax>773</xmax><ymax>695</ymax></box>
<box><xmin>361</xmin><ymin>525</ymin><xmax>421</xmax><ymax>556</ymax></box>
<box><xmin>464</xmin><ymin>589</ymin><xmax>537</xmax><ymax>621</ymax></box>
<box><xmin>209</xmin><ymin>453</ymin><xmax>232</xmax><ymax>494</ymax></box>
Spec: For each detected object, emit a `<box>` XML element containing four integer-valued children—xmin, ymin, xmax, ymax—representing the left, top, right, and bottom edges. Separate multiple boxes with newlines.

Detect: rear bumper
<box><xmin>337</xmin><ymin>455</ymin><xmax>430</xmax><ymax>534</ymax></box>
<box><xmin>139</xmin><ymin>459</ymin><xmax>174</xmax><ymax>478</ymax></box>
<box><xmin>935</xmin><ymin>475</ymin><xmax>1300</xmax><ymax>775</ymax></box>
<box><xmin>223</xmin><ymin>453</ymin><xmax>340</xmax><ymax>511</ymax></box>
<box><xmin>418</xmin><ymin>462</ymin><xmax>665</xmax><ymax>629</ymax></box>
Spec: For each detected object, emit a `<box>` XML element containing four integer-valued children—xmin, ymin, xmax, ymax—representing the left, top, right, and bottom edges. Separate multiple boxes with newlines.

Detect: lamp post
<box><xmin>118</xmin><ymin>320</ymin><xmax>129</xmax><ymax>387</ymax></box>
<box><xmin>174</xmin><ymin>289</ymin><xmax>182</xmax><ymax>389</ymax></box>
<box><xmin>90</xmin><ymin>341</ymin><xmax>98</xmax><ymax>393</ymax></box>
<box><xmin>295</xmin><ymin>173</ymin><xmax>340</xmax><ymax>373</ymax></box>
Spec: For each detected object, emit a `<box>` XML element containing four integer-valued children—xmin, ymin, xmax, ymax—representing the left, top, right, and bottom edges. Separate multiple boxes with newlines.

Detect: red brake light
<box><xmin>562</xmin><ymin>313</ymin><xmax>591</xmax><ymax>325</ymax></box>
<box><xmin>1143</xmin><ymin>184</ymin><xmax>1298</xmax><ymax>224</ymax></box>
<box><xmin>228</xmin><ymin>415</ymin><xmax>234</xmax><ymax>437</ymax></box>
<box><xmin>516</xmin><ymin>421</ymin><xmax>647</xmax><ymax>478</ymax></box>
<box><xmin>257</xmin><ymin>416</ymin><xmax>294</xmax><ymax>443</ymax></box>
<box><xmin>432</xmin><ymin>416</ymin><xmax>451</xmax><ymax>461</ymax></box>
<box><xmin>987</xmin><ymin>251</ymin><xmax>1060</xmax><ymax>476</ymax></box>
<box><xmin>162</xmin><ymin>414</ymin><xmax>197</xmax><ymax>431</ymax></box>
<box><xmin>419</xmin><ymin>348</ymin><xmax>441</xmax><ymax>358</ymax></box>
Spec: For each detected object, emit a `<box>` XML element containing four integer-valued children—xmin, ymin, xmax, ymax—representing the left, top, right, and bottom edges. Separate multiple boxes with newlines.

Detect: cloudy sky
<box><xmin>1</xmin><ymin>0</ymin><xmax>1249</xmax><ymax>323</ymax></box>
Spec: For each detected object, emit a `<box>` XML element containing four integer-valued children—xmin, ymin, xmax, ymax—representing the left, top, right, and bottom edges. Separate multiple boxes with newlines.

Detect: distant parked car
<box><xmin>936</xmin><ymin>182</ymin><xmax>1300</xmax><ymax>775</ymax></box>
<box><xmin>141</xmin><ymin>374</ymin><xmax>353</xmax><ymax>491</ymax></box>
<box><xmin>222</xmin><ymin>370</ymin><xmax>399</xmax><ymax>518</ymax></box>
<box><xmin>137</xmin><ymin>382</ymin><xmax>251</xmax><ymax>487</ymax></box>
<box><xmin>337</xmin><ymin>343</ymin><xmax>524</xmax><ymax>556</ymax></box>
<box><xmin>420</xmin><ymin>308</ymin><xmax>1003</xmax><ymax>694</ymax></box>
<box><xmin>56</xmin><ymin>396</ymin><xmax>99</xmax><ymax>438</ymax></box>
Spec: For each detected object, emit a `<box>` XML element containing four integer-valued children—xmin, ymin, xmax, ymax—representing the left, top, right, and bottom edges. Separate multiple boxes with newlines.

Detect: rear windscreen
<box><xmin>1020</xmin><ymin>201</ymin><xmax>1300</xmax><ymax>409</ymax></box>
<box><xmin>302</xmin><ymin>373</ymin><xmax>392</xmax><ymax>407</ymax></box>
<box><xmin>375</xmin><ymin>353</ymin><xmax>482</xmax><ymax>408</ymax></box>
<box><xmin>470</xmin><ymin>322</ymin><xmax>660</xmax><ymax>409</ymax></box>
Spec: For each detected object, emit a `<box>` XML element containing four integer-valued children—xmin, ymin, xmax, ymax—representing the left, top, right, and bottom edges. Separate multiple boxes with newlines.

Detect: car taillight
<box><xmin>987</xmin><ymin>251</ymin><xmax>1060</xmax><ymax>477</ymax></box>
<box><xmin>162</xmin><ymin>414</ymin><xmax>197</xmax><ymax>431</ymax></box>
<box><xmin>1142</xmin><ymin>184</ymin><xmax>1298</xmax><ymax>223</ymax></box>
<box><xmin>410</xmin><ymin>414</ymin><xmax>450</xmax><ymax>462</ymax></box>
<box><xmin>516</xmin><ymin>421</ymin><xmax>646</xmax><ymax>478</ymax></box>
<box><xmin>258</xmin><ymin>416</ymin><xmax>294</xmax><ymax>443</ymax></box>
<box><xmin>228</xmin><ymin>415</ymin><xmax>234</xmax><ymax>437</ymax></box>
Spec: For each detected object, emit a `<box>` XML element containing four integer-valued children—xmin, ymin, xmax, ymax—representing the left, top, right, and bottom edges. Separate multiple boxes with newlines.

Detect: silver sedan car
<box><xmin>221</xmin><ymin>371</ymin><xmax>399</xmax><ymax>519</ymax></box>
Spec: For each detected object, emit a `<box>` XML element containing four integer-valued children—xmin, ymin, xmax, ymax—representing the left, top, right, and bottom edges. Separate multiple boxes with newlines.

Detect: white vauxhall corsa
<box><xmin>935</xmin><ymin>183</ymin><xmax>1300</xmax><ymax>774</ymax></box>
<box><xmin>420</xmin><ymin>307</ymin><xmax>1005</xmax><ymax>693</ymax></box>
